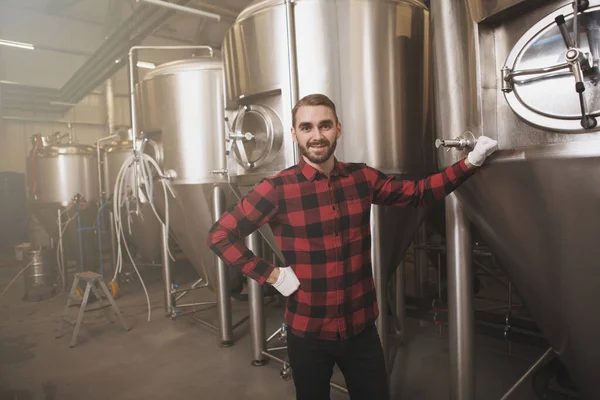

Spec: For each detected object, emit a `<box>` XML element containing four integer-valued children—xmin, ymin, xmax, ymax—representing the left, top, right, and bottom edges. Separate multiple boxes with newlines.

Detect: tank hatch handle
<box><xmin>224</xmin><ymin>114</ymin><xmax>255</xmax><ymax>169</ymax></box>
<box><xmin>435</xmin><ymin>131</ymin><xmax>476</xmax><ymax>152</ymax></box>
<box><xmin>502</xmin><ymin>0</ymin><xmax>597</xmax><ymax>129</ymax></box>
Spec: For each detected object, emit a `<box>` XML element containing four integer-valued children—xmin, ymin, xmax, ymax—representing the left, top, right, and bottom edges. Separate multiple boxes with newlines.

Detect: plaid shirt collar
<box><xmin>297</xmin><ymin>156</ymin><xmax>350</xmax><ymax>181</ymax></box>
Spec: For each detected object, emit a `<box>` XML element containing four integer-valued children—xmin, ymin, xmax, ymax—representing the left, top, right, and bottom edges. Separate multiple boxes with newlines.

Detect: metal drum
<box><xmin>223</xmin><ymin>0</ymin><xmax>435</xmax><ymax>361</ymax></box>
<box><xmin>23</xmin><ymin>247</ymin><xmax>56</xmax><ymax>301</ymax></box>
<box><xmin>432</xmin><ymin>1</ymin><xmax>600</xmax><ymax>398</ymax></box>
<box><xmin>137</xmin><ymin>56</ymin><xmax>243</xmax><ymax>290</ymax></box>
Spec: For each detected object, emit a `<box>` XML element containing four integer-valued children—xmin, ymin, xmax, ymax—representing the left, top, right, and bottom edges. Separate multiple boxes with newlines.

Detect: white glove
<box><xmin>467</xmin><ymin>136</ymin><xmax>498</xmax><ymax>167</ymax></box>
<box><xmin>272</xmin><ymin>266</ymin><xmax>300</xmax><ymax>297</ymax></box>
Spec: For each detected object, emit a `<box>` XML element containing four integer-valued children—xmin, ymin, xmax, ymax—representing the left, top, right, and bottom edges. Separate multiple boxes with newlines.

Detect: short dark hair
<box><xmin>291</xmin><ymin>93</ymin><xmax>339</xmax><ymax>128</ymax></box>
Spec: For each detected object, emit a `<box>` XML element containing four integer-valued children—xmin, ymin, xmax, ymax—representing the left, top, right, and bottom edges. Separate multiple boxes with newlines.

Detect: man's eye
<box><xmin>301</xmin><ymin>126</ymin><xmax>311</xmax><ymax>131</ymax></box>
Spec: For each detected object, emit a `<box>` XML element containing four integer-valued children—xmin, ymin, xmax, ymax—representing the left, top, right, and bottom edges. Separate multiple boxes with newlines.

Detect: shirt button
<box><xmin>332</xmin><ymin>206</ymin><xmax>336</xmax><ymax>210</ymax></box>
<box><xmin>335</xmin><ymin>232</ymin><xmax>339</xmax><ymax>236</ymax></box>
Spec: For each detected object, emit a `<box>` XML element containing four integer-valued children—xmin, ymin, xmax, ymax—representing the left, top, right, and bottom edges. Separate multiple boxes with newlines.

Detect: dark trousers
<box><xmin>287</xmin><ymin>325</ymin><xmax>389</xmax><ymax>400</ymax></box>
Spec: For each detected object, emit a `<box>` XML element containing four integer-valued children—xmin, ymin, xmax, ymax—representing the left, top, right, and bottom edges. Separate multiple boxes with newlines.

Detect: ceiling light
<box><xmin>0</xmin><ymin>39</ymin><xmax>35</xmax><ymax>50</ymax></box>
<box><xmin>137</xmin><ymin>61</ymin><xmax>156</xmax><ymax>69</ymax></box>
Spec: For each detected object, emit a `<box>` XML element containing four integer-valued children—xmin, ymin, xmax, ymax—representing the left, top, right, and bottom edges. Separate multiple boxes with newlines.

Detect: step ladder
<box><xmin>57</xmin><ymin>271</ymin><xmax>130</xmax><ymax>347</ymax></box>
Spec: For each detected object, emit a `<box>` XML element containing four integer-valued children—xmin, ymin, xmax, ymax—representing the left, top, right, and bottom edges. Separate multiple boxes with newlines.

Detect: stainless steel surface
<box><xmin>466</xmin><ymin>0</ymin><xmax>529</xmax><ymax>23</ymax></box>
<box><xmin>137</xmin><ymin>0</ymin><xmax>221</xmax><ymax>20</ymax></box>
<box><xmin>213</xmin><ymin>186</ymin><xmax>233</xmax><ymax>345</ymax></box>
<box><xmin>246</xmin><ymin>232</ymin><xmax>266</xmax><ymax>364</ymax></box>
<box><xmin>161</xmin><ymin>222</ymin><xmax>173</xmax><ymax>317</ymax></box>
<box><xmin>136</xmin><ymin>53</ymin><xmax>237</xmax><ymax>288</ymax></box>
<box><xmin>23</xmin><ymin>248</ymin><xmax>56</xmax><ymax>297</ymax></box>
<box><xmin>433</xmin><ymin>0</ymin><xmax>600</xmax><ymax>398</ymax></box>
<box><xmin>224</xmin><ymin>0</ymin><xmax>434</xmax><ymax>177</ymax></box>
<box><xmin>414</xmin><ymin>222</ymin><xmax>428</xmax><ymax>297</ymax></box>
<box><xmin>500</xmin><ymin>347</ymin><xmax>555</xmax><ymax>400</ymax></box>
<box><xmin>370</xmin><ymin>205</ymin><xmax>389</xmax><ymax>369</ymax></box>
<box><xmin>445</xmin><ymin>194</ymin><xmax>475</xmax><ymax>400</ymax></box>
<box><xmin>33</xmin><ymin>144</ymin><xmax>99</xmax><ymax>205</ymax></box>
<box><xmin>394</xmin><ymin>260</ymin><xmax>406</xmax><ymax>343</ymax></box>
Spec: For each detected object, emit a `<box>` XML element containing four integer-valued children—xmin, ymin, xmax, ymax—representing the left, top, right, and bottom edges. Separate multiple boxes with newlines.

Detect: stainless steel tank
<box><xmin>137</xmin><ymin>56</ymin><xmax>242</xmax><ymax>290</ymax></box>
<box><xmin>223</xmin><ymin>0</ymin><xmax>435</xmax><ymax>360</ymax></box>
<box><xmin>23</xmin><ymin>247</ymin><xmax>56</xmax><ymax>301</ymax></box>
<box><xmin>432</xmin><ymin>1</ymin><xmax>600</xmax><ymax>397</ymax></box>
<box><xmin>29</xmin><ymin>139</ymin><xmax>99</xmax><ymax>274</ymax></box>
<box><xmin>103</xmin><ymin>136</ymin><xmax>161</xmax><ymax>263</ymax></box>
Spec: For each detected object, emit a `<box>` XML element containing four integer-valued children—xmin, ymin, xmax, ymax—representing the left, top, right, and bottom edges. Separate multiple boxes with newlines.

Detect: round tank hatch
<box><xmin>229</xmin><ymin>104</ymin><xmax>283</xmax><ymax>170</ymax></box>
<box><xmin>40</xmin><ymin>144</ymin><xmax>95</xmax><ymax>157</ymax></box>
<box><xmin>502</xmin><ymin>3</ymin><xmax>600</xmax><ymax>132</ymax></box>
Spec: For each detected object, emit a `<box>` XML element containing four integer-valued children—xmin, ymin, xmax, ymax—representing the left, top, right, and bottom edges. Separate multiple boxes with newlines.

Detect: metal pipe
<box><xmin>95</xmin><ymin>134</ymin><xmax>120</xmax><ymax>202</ymax></box>
<box><xmin>105</xmin><ymin>78</ymin><xmax>116</xmax><ymax>136</ymax></box>
<box><xmin>395</xmin><ymin>259</ymin><xmax>406</xmax><ymax>343</ymax></box>
<box><xmin>371</xmin><ymin>205</ymin><xmax>389</xmax><ymax>369</ymax></box>
<box><xmin>445</xmin><ymin>193</ymin><xmax>475</xmax><ymax>400</ymax></box>
<box><xmin>266</xmin><ymin>346</ymin><xmax>288</xmax><ymax>352</ymax></box>
<box><xmin>232</xmin><ymin>315</ymin><xmax>250</xmax><ymax>330</ymax></box>
<box><xmin>500</xmin><ymin>347</ymin><xmax>555</xmax><ymax>400</ymax></box>
<box><xmin>186</xmin><ymin>314</ymin><xmax>219</xmax><ymax>331</ymax></box>
<box><xmin>247</xmin><ymin>232</ymin><xmax>266</xmax><ymax>366</ymax></box>
<box><xmin>212</xmin><ymin>185</ymin><xmax>233</xmax><ymax>346</ymax></box>
<box><xmin>161</xmin><ymin>223</ymin><xmax>173</xmax><ymax>316</ymax></box>
<box><xmin>1</xmin><ymin>116</ymin><xmax>108</xmax><ymax>127</ymax></box>
<box><xmin>261</xmin><ymin>350</ymin><xmax>284</xmax><ymax>364</ymax></box>
<box><xmin>284</xmin><ymin>0</ymin><xmax>300</xmax><ymax>164</ymax></box>
<box><xmin>176</xmin><ymin>301</ymin><xmax>217</xmax><ymax>307</ymax></box>
<box><xmin>266</xmin><ymin>327</ymin><xmax>283</xmax><ymax>344</ymax></box>
<box><xmin>330</xmin><ymin>382</ymin><xmax>349</xmax><ymax>394</ymax></box>
<box><xmin>137</xmin><ymin>0</ymin><xmax>221</xmax><ymax>21</ymax></box>
<box><xmin>57</xmin><ymin>208</ymin><xmax>66</xmax><ymax>286</ymax></box>
<box><xmin>414</xmin><ymin>222</ymin><xmax>428</xmax><ymax>297</ymax></box>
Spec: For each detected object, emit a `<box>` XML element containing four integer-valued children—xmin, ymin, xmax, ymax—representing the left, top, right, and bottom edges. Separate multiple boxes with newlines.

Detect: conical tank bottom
<box><xmin>456</xmin><ymin>155</ymin><xmax>600</xmax><ymax>399</ymax></box>
<box><xmin>123</xmin><ymin>202</ymin><xmax>162</xmax><ymax>264</ymax></box>
<box><xmin>154</xmin><ymin>183</ymin><xmax>244</xmax><ymax>291</ymax></box>
<box><xmin>30</xmin><ymin>202</ymin><xmax>98</xmax><ymax>272</ymax></box>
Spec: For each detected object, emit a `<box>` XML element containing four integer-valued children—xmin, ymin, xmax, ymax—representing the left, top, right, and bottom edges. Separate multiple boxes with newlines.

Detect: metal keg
<box><xmin>23</xmin><ymin>247</ymin><xmax>56</xmax><ymax>301</ymax></box>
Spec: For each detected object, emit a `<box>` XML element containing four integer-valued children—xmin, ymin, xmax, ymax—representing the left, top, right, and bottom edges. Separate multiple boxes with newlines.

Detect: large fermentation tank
<box><xmin>223</xmin><ymin>0</ymin><xmax>435</xmax><ymax>274</ymax></box>
<box><xmin>223</xmin><ymin>0</ymin><xmax>435</xmax><ymax>358</ymax></box>
<box><xmin>137</xmin><ymin>56</ymin><xmax>243</xmax><ymax>290</ymax></box>
<box><xmin>103</xmin><ymin>136</ymin><xmax>161</xmax><ymax>263</ymax></box>
<box><xmin>432</xmin><ymin>0</ymin><xmax>600</xmax><ymax>397</ymax></box>
<box><xmin>29</xmin><ymin>139</ymin><xmax>99</xmax><ymax>273</ymax></box>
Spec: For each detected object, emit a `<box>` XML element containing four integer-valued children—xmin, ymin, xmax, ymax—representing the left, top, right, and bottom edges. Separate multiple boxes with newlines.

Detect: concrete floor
<box><xmin>0</xmin><ymin>260</ymin><xmax>545</xmax><ymax>400</ymax></box>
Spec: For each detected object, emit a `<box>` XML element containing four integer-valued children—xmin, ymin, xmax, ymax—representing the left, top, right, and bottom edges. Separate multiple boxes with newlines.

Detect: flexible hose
<box><xmin>1</xmin><ymin>261</ymin><xmax>34</xmax><ymax>298</ymax></box>
<box><xmin>111</xmin><ymin>149</ymin><xmax>176</xmax><ymax>322</ymax></box>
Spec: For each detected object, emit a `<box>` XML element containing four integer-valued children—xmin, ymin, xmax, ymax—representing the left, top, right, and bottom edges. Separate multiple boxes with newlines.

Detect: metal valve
<box><xmin>278</xmin><ymin>322</ymin><xmax>288</xmax><ymax>343</ymax></box>
<box><xmin>280</xmin><ymin>361</ymin><xmax>292</xmax><ymax>381</ymax></box>
<box><xmin>435</xmin><ymin>131</ymin><xmax>476</xmax><ymax>152</ymax></box>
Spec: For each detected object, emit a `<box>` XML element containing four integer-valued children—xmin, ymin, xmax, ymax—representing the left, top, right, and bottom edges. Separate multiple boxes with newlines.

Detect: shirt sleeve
<box><xmin>206</xmin><ymin>178</ymin><xmax>280</xmax><ymax>284</ymax></box>
<box><xmin>365</xmin><ymin>158</ymin><xmax>476</xmax><ymax>207</ymax></box>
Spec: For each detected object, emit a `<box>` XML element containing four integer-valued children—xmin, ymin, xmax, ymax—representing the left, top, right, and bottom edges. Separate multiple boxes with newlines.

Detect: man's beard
<box><xmin>299</xmin><ymin>137</ymin><xmax>338</xmax><ymax>164</ymax></box>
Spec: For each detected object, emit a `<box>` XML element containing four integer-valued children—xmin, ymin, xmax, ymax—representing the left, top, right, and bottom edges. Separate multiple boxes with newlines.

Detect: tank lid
<box><xmin>143</xmin><ymin>56</ymin><xmax>223</xmax><ymax>80</ymax></box>
<box><xmin>236</xmin><ymin>0</ymin><xmax>427</xmax><ymax>23</ymax></box>
<box><xmin>104</xmin><ymin>140</ymin><xmax>133</xmax><ymax>153</ymax></box>
<box><xmin>41</xmin><ymin>144</ymin><xmax>95</xmax><ymax>156</ymax></box>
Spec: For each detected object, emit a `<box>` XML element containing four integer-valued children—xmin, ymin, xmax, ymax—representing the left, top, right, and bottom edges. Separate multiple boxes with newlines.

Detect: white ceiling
<box><xmin>0</xmin><ymin>0</ymin><xmax>253</xmax><ymax>89</ymax></box>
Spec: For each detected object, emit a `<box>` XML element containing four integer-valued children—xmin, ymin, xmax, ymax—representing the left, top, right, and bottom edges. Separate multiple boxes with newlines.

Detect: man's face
<box><xmin>292</xmin><ymin>105</ymin><xmax>342</xmax><ymax>164</ymax></box>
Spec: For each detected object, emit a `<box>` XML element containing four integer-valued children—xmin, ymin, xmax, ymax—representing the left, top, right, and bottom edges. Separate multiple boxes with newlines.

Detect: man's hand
<box><xmin>270</xmin><ymin>266</ymin><xmax>300</xmax><ymax>297</ymax></box>
<box><xmin>266</xmin><ymin>268</ymin><xmax>280</xmax><ymax>284</ymax></box>
<box><xmin>467</xmin><ymin>136</ymin><xmax>498</xmax><ymax>167</ymax></box>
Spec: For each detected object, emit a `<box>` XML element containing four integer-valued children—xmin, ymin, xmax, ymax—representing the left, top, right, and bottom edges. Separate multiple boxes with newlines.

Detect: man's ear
<box><xmin>291</xmin><ymin>127</ymin><xmax>298</xmax><ymax>143</ymax></box>
<box><xmin>336</xmin><ymin>121</ymin><xmax>342</xmax><ymax>139</ymax></box>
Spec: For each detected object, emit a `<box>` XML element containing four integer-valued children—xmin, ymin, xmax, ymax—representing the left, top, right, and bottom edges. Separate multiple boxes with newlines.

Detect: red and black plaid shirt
<box><xmin>207</xmin><ymin>158</ymin><xmax>475</xmax><ymax>340</ymax></box>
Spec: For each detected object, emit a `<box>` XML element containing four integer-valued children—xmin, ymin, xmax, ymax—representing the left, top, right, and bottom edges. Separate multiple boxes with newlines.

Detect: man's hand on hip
<box><xmin>269</xmin><ymin>266</ymin><xmax>300</xmax><ymax>297</ymax></box>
